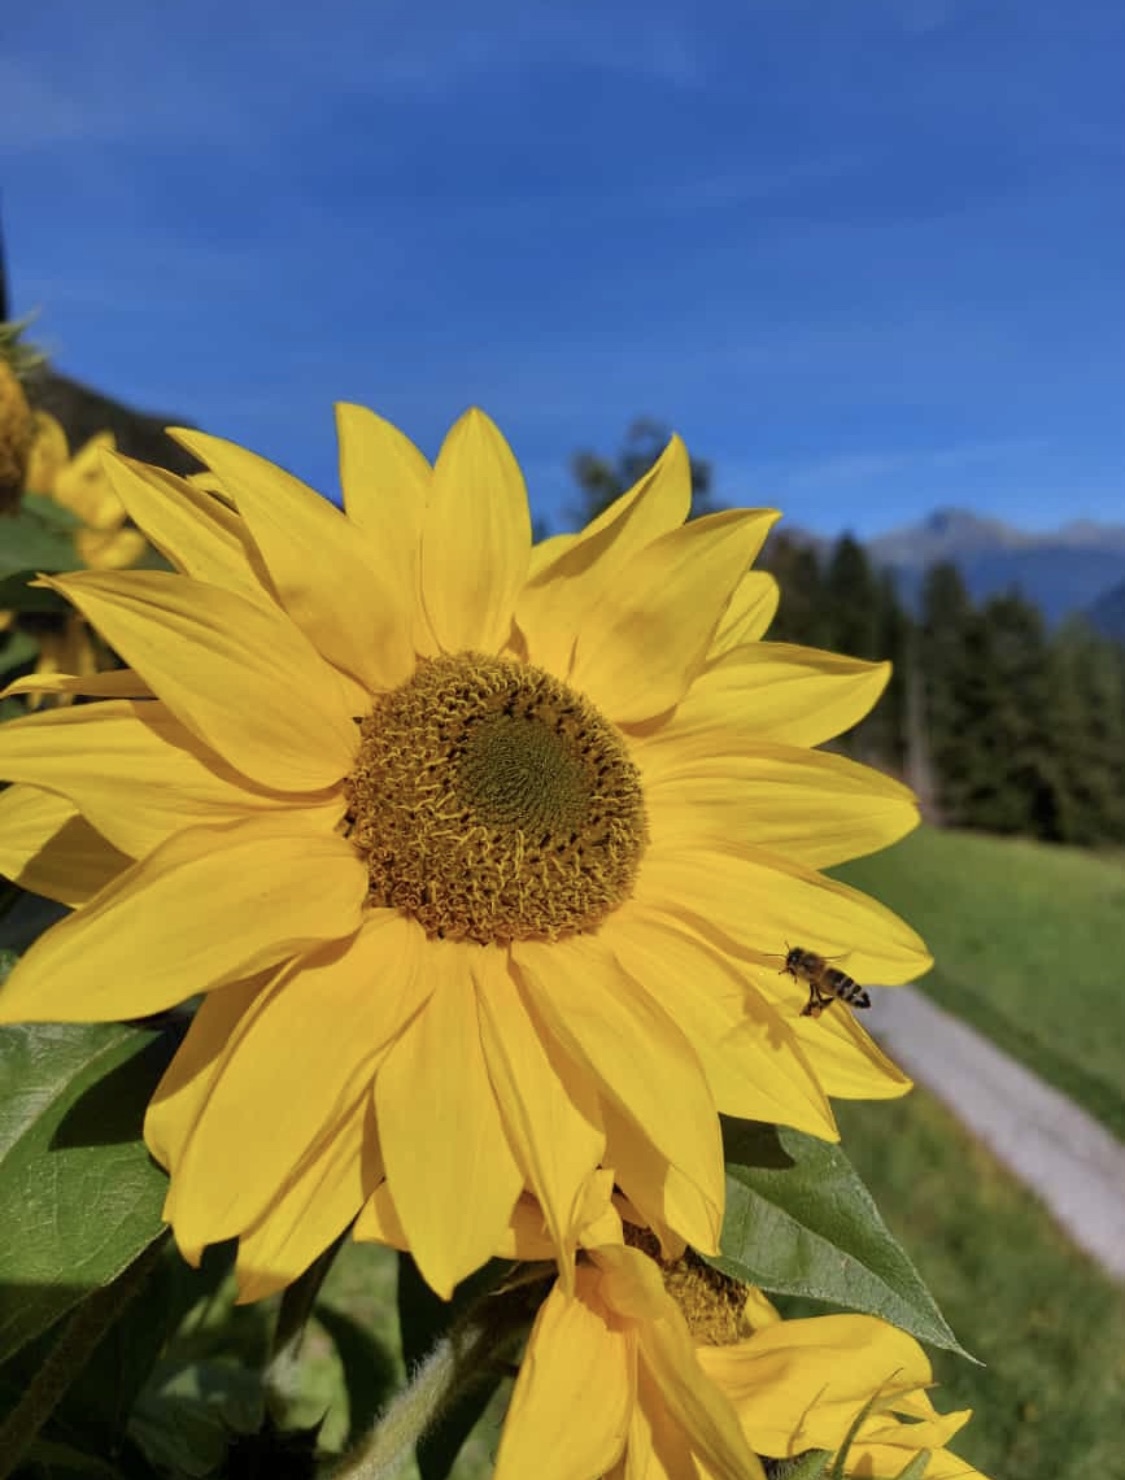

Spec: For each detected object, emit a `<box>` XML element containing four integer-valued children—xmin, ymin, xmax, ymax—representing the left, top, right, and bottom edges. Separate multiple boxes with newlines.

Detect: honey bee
<box><xmin>780</xmin><ymin>945</ymin><xmax>871</xmax><ymax>1018</ymax></box>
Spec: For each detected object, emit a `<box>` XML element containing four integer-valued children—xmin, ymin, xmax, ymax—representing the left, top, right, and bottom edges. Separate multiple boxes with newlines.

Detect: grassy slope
<box><xmin>835</xmin><ymin>827</ymin><xmax>1125</xmax><ymax>1137</ymax></box>
<box><xmin>834</xmin><ymin>1090</ymin><xmax>1125</xmax><ymax>1480</ymax></box>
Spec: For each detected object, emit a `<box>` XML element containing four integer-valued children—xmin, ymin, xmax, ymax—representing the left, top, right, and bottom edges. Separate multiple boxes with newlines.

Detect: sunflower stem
<box><xmin>332</xmin><ymin>1291</ymin><xmax>531</xmax><ymax>1480</ymax></box>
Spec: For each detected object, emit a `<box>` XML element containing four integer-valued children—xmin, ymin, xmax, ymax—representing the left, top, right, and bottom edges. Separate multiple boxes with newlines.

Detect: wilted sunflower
<box><xmin>0</xmin><ymin>406</ymin><xmax>929</xmax><ymax>1298</ymax></box>
<box><xmin>491</xmin><ymin>1189</ymin><xmax>986</xmax><ymax>1480</ymax></box>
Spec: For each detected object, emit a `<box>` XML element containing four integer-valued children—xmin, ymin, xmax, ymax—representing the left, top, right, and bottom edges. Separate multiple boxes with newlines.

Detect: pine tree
<box><xmin>1047</xmin><ymin>619</ymin><xmax>1125</xmax><ymax>843</ymax></box>
<box><xmin>570</xmin><ymin>418</ymin><xmax>714</xmax><ymax>528</ymax></box>
<box><xmin>964</xmin><ymin>593</ymin><xmax>1061</xmax><ymax>836</ymax></box>
<box><xmin>918</xmin><ymin>562</ymin><xmax>977</xmax><ymax>826</ymax></box>
<box><xmin>758</xmin><ymin>534</ymin><xmax>832</xmax><ymax>649</ymax></box>
<box><xmin>822</xmin><ymin>534</ymin><xmax>882</xmax><ymax>661</ymax></box>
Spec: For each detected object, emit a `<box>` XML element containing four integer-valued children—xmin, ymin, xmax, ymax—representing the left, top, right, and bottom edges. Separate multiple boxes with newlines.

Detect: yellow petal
<box><xmin>52</xmin><ymin>433</ymin><xmax>121</xmax><ymax>529</ymax></box>
<box><xmin>493</xmin><ymin>1271</ymin><xmax>633</xmax><ymax>1480</ymax></box>
<box><xmin>640</xmin><ymin>743</ymin><xmax>920</xmax><ymax>869</ymax></box>
<box><xmin>2</xmin><ymin>667</ymin><xmax>152</xmax><ymax>701</ymax></box>
<box><xmin>491</xmin><ymin>1193</ymin><xmax>559</xmax><ymax>1262</ymax></box>
<box><xmin>590</xmin><ymin>1243</ymin><xmax>669</xmax><ymax>1323</ymax></box>
<box><xmin>0</xmin><ymin>699</ymin><xmax>345</xmax><ymax>857</ymax></box>
<box><xmin>636</xmin><ymin>840</ymin><xmax>932</xmax><ymax>985</ymax></box>
<box><xmin>638</xmin><ymin>1303</ymin><xmax>766</xmax><ymax>1480</ymax></box>
<box><xmin>145</xmin><ymin>974</ymin><xmax>270</xmax><ymax>1171</ymax></box>
<box><xmin>103</xmin><ymin>453</ymin><xmax>269</xmax><ymax>601</ymax></box>
<box><xmin>172</xmin><ymin>913</ymin><xmax>427</xmax><ymax>1246</ymax></box>
<box><xmin>421</xmin><ymin>409</ymin><xmax>531</xmax><ymax>654</ymax></box>
<box><xmin>374</xmin><ymin>940</ymin><xmax>522</xmax><ymax>1297</ymax></box>
<box><xmin>0</xmin><ymin>784</ymin><xmax>129</xmax><ymax>905</ymax></box>
<box><xmin>75</xmin><ymin>526</ymin><xmax>147</xmax><ymax>570</ymax></box>
<box><xmin>600</xmin><ymin>1098</ymin><xmax>719</xmax><ymax>1256</ymax></box>
<box><xmin>516</xmin><ymin>436</ymin><xmax>692</xmax><ymax>677</ymax></box>
<box><xmin>598</xmin><ymin>906</ymin><xmax>834</xmax><ymax>1138</ymax></box>
<box><xmin>779</xmin><ymin>988</ymin><xmax>913</xmax><ymax>1100</ymax></box>
<box><xmin>638</xmin><ymin>643</ymin><xmax>890</xmax><ymax>752</ymax></box>
<box><xmin>335</xmin><ymin>403</ymin><xmax>434</xmax><ymax>655</ymax></box>
<box><xmin>513</xmin><ymin>935</ymin><xmax>725</xmax><ymax>1230</ymax></box>
<box><xmin>474</xmin><ymin>950</ymin><xmax>606</xmax><ymax>1286</ymax></box>
<box><xmin>43</xmin><ymin>569</ymin><xmax>358</xmax><ymax>791</ymax></box>
<box><xmin>710</xmin><ymin>571</ymin><xmax>780</xmax><ymax>654</ymax></box>
<box><xmin>352</xmin><ymin>1179</ymin><xmax>408</xmax><ymax>1250</ymax></box>
<box><xmin>697</xmin><ymin>1314</ymin><xmax>935</xmax><ymax>1461</ymax></box>
<box><xmin>170</xmin><ymin>428</ymin><xmax>415</xmax><ymax>691</ymax></box>
<box><xmin>234</xmin><ymin>1095</ymin><xmax>383</xmax><ymax>1303</ymax></box>
<box><xmin>571</xmin><ymin>510</ymin><xmax>780</xmax><ymax>725</ymax></box>
<box><xmin>25</xmin><ymin>411</ymin><xmax>69</xmax><ymax>493</ymax></box>
<box><xmin>0</xmin><ymin>816</ymin><xmax>367</xmax><ymax>1024</ymax></box>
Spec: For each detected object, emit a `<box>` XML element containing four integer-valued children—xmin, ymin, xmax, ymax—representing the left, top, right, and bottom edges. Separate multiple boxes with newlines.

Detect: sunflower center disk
<box><xmin>346</xmin><ymin>654</ymin><xmax>648</xmax><ymax>945</ymax></box>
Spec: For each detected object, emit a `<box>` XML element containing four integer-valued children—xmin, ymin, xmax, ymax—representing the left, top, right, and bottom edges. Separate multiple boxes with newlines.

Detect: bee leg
<box><xmin>800</xmin><ymin>986</ymin><xmax>823</xmax><ymax>1018</ymax></box>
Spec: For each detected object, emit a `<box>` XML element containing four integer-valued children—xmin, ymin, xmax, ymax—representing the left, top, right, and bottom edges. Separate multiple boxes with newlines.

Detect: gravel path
<box><xmin>867</xmin><ymin>986</ymin><xmax>1125</xmax><ymax>1281</ymax></box>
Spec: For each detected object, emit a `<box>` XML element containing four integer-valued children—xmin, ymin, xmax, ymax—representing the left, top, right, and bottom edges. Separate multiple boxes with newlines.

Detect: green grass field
<box><xmin>835</xmin><ymin>826</ymin><xmax>1125</xmax><ymax>1137</ymax></box>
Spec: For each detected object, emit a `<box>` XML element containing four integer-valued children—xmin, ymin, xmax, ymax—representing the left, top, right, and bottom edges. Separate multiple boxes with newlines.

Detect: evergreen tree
<box><xmin>758</xmin><ymin>533</ymin><xmax>832</xmax><ymax>649</ymax></box>
<box><xmin>866</xmin><ymin>568</ymin><xmax>912</xmax><ymax>773</ymax></box>
<box><xmin>822</xmin><ymin>534</ymin><xmax>882</xmax><ymax>661</ymax></box>
<box><xmin>570</xmin><ymin>418</ymin><xmax>714</xmax><ymax>527</ymax></box>
<box><xmin>960</xmin><ymin>592</ymin><xmax>1061</xmax><ymax>837</ymax></box>
<box><xmin>1047</xmin><ymin>619</ymin><xmax>1125</xmax><ymax>844</ymax></box>
<box><xmin>918</xmin><ymin>562</ymin><xmax>978</xmax><ymax>826</ymax></box>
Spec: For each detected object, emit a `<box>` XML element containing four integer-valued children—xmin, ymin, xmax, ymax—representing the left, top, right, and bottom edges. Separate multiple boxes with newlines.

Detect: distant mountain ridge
<box><xmin>779</xmin><ymin>506</ymin><xmax>1125</xmax><ymax>635</ymax></box>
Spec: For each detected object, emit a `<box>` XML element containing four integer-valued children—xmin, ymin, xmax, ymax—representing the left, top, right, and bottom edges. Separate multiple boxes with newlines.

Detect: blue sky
<box><xmin>3</xmin><ymin>0</ymin><xmax>1122</xmax><ymax>538</ymax></box>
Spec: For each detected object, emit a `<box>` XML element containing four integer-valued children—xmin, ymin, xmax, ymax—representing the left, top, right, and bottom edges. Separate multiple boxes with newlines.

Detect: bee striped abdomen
<box><xmin>781</xmin><ymin>945</ymin><xmax>872</xmax><ymax>1018</ymax></box>
<box><xmin>822</xmin><ymin>966</ymin><xmax>871</xmax><ymax>1009</ymax></box>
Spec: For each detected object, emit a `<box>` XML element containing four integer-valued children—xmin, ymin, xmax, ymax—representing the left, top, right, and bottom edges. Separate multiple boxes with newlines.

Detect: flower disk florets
<box><xmin>346</xmin><ymin>653</ymin><xmax>648</xmax><ymax>945</ymax></box>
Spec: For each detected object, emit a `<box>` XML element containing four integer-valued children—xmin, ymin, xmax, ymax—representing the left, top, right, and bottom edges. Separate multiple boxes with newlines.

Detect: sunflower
<box><xmin>490</xmin><ymin>1187</ymin><xmax>987</xmax><ymax>1480</ymax></box>
<box><xmin>0</xmin><ymin>405</ymin><xmax>929</xmax><ymax>1299</ymax></box>
<box><xmin>2</xmin><ymin>413</ymin><xmax>150</xmax><ymax>706</ymax></box>
<box><xmin>26</xmin><ymin>411</ymin><xmax>149</xmax><ymax>570</ymax></box>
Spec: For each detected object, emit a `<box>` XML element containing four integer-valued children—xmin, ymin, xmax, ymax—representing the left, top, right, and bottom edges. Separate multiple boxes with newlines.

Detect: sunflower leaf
<box><xmin>0</xmin><ymin>504</ymin><xmax>79</xmax><ymax>582</ymax></box>
<box><xmin>0</xmin><ymin>1020</ymin><xmax>178</xmax><ymax>1365</ymax></box>
<box><xmin>0</xmin><ymin>629</ymin><xmax>39</xmax><ymax>677</ymax></box>
<box><xmin>0</xmin><ymin>572</ymin><xmax>72</xmax><ymax>613</ymax></box>
<box><xmin>712</xmin><ymin>1119</ymin><xmax>970</xmax><ymax>1357</ymax></box>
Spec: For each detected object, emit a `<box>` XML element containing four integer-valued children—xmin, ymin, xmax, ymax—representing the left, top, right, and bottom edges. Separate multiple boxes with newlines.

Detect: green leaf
<box><xmin>0</xmin><ymin>1021</ymin><xmax>179</xmax><ymax>1364</ymax></box>
<box><xmin>0</xmin><ymin>506</ymin><xmax>78</xmax><ymax>582</ymax></box>
<box><xmin>712</xmin><ymin>1120</ymin><xmax>969</xmax><ymax>1357</ymax></box>
<box><xmin>44</xmin><ymin>1242</ymin><xmax>224</xmax><ymax>1463</ymax></box>
<box><xmin>18</xmin><ymin>494</ymin><xmax>82</xmax><ymax>533</ymax></box>
<box><xmin>0</xmin><ymin>630</ymin><xmax>39</xmax><ymax>678</ymax></box>
<box><xmin>21</xmin><ymin>1437</ymin><xmax>125</xmax><ymax>1477</ymax></box>
<box><xmin>128</xmin><ymin>1360</ymin><xmax>262</xmax><ymax>1479</ymax></box>
<box><xmin>0</xmin><ymin>574</ymin><xmax>71</xmax><ymax>614</ymax></box>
